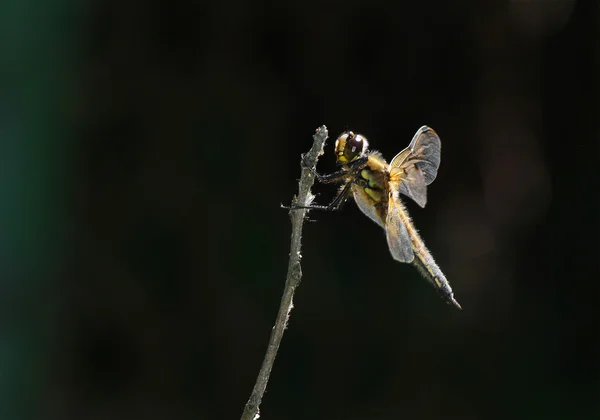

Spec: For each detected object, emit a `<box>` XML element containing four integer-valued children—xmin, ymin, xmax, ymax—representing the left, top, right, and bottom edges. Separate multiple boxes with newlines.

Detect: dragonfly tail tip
<box><xmin>451</xmin><ymin>297</ymin><xmax>462</xmax><ymax>310</ymax></box>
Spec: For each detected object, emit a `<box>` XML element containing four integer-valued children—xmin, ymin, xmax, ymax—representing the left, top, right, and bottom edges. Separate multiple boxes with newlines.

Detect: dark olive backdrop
<box><xmin>2</xmin><ymin>1</ymin><xmax>598</xmax><ymax>419</ymax></box>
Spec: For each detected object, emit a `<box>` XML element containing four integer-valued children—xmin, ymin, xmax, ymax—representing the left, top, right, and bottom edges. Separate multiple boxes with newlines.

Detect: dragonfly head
<box><xmin>334</xmin><ymin>131</ymin><xmax>369</xmax><ymax>163</ymax></box>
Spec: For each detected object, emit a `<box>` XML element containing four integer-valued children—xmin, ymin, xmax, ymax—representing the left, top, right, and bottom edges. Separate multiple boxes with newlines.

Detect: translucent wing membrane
<box><xmin>385</xmin><ymin>193</ymin><xmax>414</xmax><ymax>263</ymax></box>
<box><xmin>389</xmin><ymin>126</ymin><xmax>441</xmax><ymax>208</ymax></box>
<box><xmin>352</xmin><ymin>186</ymin><xmax>386</xmax><ymax>228</ymax></box>
<box><xmin>394</xmin><ymin>165</ymin><xmax>427</xmax><ymax>208</ymax></box>
<box><xmin>399</xmin><ymin>125</ymin><xmax>441</xmax><ymax>185</ymax></box>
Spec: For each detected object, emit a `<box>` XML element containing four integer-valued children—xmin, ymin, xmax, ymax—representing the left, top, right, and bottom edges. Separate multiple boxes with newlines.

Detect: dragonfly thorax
<box><xmin>360</xmin><ymin>159</ymin><xmax>389</xmax><ymax>203</ymax></box>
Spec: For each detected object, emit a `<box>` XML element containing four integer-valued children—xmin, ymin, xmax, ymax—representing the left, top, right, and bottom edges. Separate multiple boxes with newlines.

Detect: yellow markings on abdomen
<box><xmin>411</xmin><ymin>233</ymin><xmax>439</xmax><ymax>281</ymax></box>
<box><xmin>361</xmin><ymin>169</ymin><xmax>379</xmax><ymax>187</ymax></box>
<box><xmin>362</xmin><ymin>168</ymin><xmax>387</xmax><ymax>188</ymax></box>
<box><xmin>365</xmin><ymin>187</ymin><xmax>382</xmax><ymax>202</ymax></box>
<box><xmin>361</xmin><ymin>168</ymin><xmax>385</xmax><ymax>202</ymax></box>
<box><xmin>394</xmin><ymin>199</ymin><xmax>461</xmax><ymax>308</ymax></box>
<box><xmin>394</xmin><ymin>202</ymin><xmax>442</xmax><ymax>281</ymax></box>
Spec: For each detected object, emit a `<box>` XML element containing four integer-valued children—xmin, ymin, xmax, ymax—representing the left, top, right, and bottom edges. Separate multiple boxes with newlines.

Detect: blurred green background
<box><xmin>2</xmin><ymin>0</ymin><xmax>598</xmax><ymax>419</ymax></box>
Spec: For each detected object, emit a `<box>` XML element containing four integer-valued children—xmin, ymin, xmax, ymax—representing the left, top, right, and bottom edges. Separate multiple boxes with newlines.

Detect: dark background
<box><xmin>2</xmin><ymin>0</ymin><xmax>599</xmax><ymax>419</ymax></box>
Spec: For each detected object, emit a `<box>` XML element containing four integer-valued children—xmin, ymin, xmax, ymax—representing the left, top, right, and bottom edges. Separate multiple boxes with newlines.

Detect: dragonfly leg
<box><xmin>287</xmin><ymin>179</ymin><xmax>355</xmax><ymax>212</ymax></box>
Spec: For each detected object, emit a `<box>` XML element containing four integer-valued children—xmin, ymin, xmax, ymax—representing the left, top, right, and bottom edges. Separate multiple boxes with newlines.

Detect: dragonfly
<box><xmin>294</xmin><ymin>126</ymin><xmax>461</xmax><ymax>309</ymax></box>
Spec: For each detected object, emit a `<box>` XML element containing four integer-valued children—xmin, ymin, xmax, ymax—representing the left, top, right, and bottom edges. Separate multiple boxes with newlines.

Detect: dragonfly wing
<box><xmin>385</xmin><ymin>192</ymin><xmax>414</xmax><ymax>263</ymax></box>
<box><xmin>352</xmin><ymin>185</ymin><xmax>385</xmax><ymax>228</ymax></box>
<box><xmin>400</xmin><ymin>125</ymin><xmax>442</xmax><ymax>185</ymax></box>
<box><xmin>397</xmin><ymin>167</ymin><xmax>427</xmax><ymax>208</ymax></box>
<box><xmin>389</xmin><ymin>126</ymin><xmax>441</xmax><ymax>207</ymax></box>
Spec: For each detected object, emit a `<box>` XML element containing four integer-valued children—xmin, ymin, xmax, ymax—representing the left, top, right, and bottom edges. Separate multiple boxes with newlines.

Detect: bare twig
<box><xmin>240</xmin><ymin>126</ymin><xmax>329</xmax><ymax>420</ymax></box>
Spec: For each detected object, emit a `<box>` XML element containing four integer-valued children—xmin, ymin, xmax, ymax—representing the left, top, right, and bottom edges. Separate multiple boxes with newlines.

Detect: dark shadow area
<box><xmin>1</xmin><ymin>0</ymin><xmax>598</xmax><ymax>419</ymax></box>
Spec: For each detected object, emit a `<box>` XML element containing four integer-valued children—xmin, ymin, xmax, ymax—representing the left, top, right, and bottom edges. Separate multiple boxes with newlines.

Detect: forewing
<box><xmin>389</xmin><ymin>126</ymin><xmax>441</xmax><ymax>207</ymax></box>
<box><xmin>395</xmin><ymin>125</ymin><xmax>441</xmax><ymax>185</ymax></box>
<box><xmin>352</xmin><ymin>185</ymin><xmax>385</xmax><ymax>228</ymax></box>
<box><xmin>385</xmin><ymin>193</ymin><xmax>414</xmax><ymax>263</ymax></box>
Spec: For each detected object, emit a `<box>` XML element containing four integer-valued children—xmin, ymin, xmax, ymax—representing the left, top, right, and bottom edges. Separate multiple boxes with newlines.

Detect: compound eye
<box><xmin>348</xmin><ymin>134</ymin><xmax>363</xmax><ymax>154</ymax></box>
<box><xmin>344</xmin><ymin>133</ymin><xmax>364</xmax><ymax>161</ymax></box>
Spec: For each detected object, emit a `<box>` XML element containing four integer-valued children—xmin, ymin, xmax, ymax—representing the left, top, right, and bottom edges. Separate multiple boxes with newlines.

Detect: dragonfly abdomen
<box><xmin>407</xmin><ymin>226</ymin><xmax>462</xmax><ymax>309</ymax></box>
